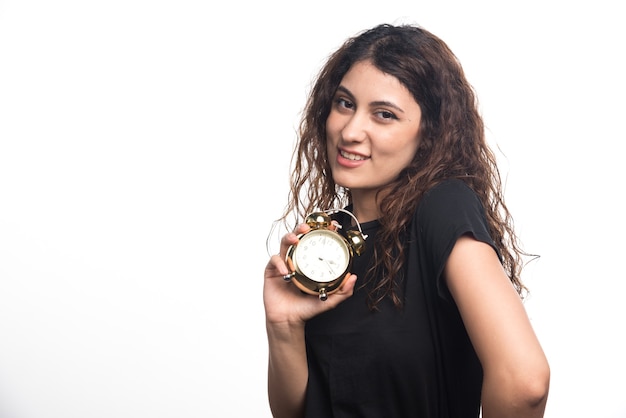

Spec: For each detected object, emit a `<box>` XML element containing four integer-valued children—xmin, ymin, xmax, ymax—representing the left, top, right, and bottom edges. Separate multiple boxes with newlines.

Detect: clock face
<box><xmin>293</xmin><ymin>229</ymin><xmax>350</xmax><ymax>283</ymax></box>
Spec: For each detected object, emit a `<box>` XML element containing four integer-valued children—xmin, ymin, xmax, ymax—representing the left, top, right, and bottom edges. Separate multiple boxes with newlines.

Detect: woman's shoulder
<box><xmin>413</xmin><ymin>178</ymin><xmax>486</xmax><ymax>234</ymax></box>
<box><xmin>419</xmin><ymin>179</ymin><xmax>479</xmax><ymax>212</ymax></box>
<box><xmin>412</xmin><ymin>178</ymin><xmax>494</xmax><ymax>256</ymax></box>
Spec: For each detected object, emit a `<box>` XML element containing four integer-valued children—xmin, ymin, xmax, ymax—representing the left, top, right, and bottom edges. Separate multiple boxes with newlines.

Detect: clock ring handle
<box><xmin>324</xmin><ymin>208</ymin><xmax>368</xmax><ymax>240</ymax></box>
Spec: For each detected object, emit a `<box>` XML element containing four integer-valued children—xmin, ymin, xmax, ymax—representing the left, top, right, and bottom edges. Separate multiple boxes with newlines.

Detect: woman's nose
<box><xmin>340</xmin><ymin>113</ymin><xmax>368</xmax><ymax>143</ymax></box>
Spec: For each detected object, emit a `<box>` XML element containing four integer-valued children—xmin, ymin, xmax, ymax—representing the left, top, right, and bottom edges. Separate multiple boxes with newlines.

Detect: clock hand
<box><xmin>318</xmin><ymin>254</ymin><xmax>337</xmax><ymax>265</ymax></box>
<box><xmin>318</xmin><ymin>257</ymin><xmax>336</xmax><ymax>274</ymax></box>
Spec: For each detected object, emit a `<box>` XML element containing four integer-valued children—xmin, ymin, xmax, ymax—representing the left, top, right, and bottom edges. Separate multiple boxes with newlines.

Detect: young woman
<box><xmin>263</xmin><ymin>23</ymin><xmax>550</xmax><ymax>418</ymax></box>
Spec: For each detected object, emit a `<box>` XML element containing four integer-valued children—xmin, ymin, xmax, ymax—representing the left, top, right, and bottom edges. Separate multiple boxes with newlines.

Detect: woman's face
<box><xmin>326</xmin><ymin>60</ymin><xmax>421</xmax><ymax>196</ymax></box>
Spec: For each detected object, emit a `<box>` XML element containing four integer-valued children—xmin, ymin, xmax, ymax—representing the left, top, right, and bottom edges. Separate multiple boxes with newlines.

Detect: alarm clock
<box><xmin>284</xmin><ymin>210</ymin><xmax>366</xmax><ymax>301</ymax></box>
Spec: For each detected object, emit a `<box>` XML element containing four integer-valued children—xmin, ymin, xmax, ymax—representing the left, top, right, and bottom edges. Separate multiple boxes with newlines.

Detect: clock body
<box><xmin>286</xmin><ymin>229</ymin><xmax>354</xmax><ymax>300</ymax></box>
<box><xmin>284</xmin><ymin>211</ymin><xmax>365</xmax><ymax>301</ymax></box>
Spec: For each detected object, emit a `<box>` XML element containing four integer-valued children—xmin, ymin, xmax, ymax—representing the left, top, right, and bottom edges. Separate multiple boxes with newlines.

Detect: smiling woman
<box><xmin>326</xmin><ymin>61</ymin><xmax>422</xmax><ymax>215</ymax></box>
<box><xmin>263</xmin><ymin>23</ymin><xmax>550</xmax><ymax>418</ymax></box>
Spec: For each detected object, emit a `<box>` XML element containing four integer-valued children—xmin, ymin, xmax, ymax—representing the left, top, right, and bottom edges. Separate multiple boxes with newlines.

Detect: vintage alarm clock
<box><xmin>284</xmin><ymin>210</ymin><xmax>366</xmax><ymax>301</ymax></box>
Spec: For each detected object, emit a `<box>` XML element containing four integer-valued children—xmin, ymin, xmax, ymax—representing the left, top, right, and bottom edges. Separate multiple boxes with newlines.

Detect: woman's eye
<box><xmin>336</xmin><ymin>97</ymin><xmax>354</xmax><ymax>110</ymax></box>
<box><xmin>376</xmin><ymin>110</ymin><xmax>397</xmax><ymax>120</ymax></box>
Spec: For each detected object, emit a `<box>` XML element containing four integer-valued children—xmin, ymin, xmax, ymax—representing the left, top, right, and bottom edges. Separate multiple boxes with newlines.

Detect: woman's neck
<box><xmin>350</xmin><ymin>190</ymin><xmax>381</xmax><ymax>224</ymax></box>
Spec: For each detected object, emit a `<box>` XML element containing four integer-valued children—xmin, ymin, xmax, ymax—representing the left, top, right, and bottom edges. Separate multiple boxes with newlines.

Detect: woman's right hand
<box><xmin>263</xmin><ymin>222</ymin><xmax>358</xmax><ymax>327</ymax></box>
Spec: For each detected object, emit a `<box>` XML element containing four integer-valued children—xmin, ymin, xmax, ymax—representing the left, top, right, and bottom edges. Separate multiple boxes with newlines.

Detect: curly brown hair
<box><xmin>280</xmin><ymin>23</ymin><xmax>530</xmax><ymax>308</ymax></box>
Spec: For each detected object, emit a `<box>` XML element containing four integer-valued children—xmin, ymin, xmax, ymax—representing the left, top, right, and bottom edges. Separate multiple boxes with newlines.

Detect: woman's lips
<box><xmin>339</xmin><ymin>149</ymin><xmax>368</xmax><ymax>161</ymax></box>
<box><xmin>337</xmin><ymin>149</ymin><xmax>369</xmax><ymax>167</ymax></box>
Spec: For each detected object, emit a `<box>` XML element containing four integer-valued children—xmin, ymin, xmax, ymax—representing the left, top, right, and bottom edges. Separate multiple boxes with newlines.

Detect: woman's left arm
<box><xmin>444</xmin><ymin>235</ymin><xmax>550</xmax><ymax>418</ymax></box>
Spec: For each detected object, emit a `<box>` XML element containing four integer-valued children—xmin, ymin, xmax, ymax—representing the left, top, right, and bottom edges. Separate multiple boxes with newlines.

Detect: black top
<box><xmin>304</xmin><ymin>179</ymin><xmax>497</xmax><ymax>417</ymax></box>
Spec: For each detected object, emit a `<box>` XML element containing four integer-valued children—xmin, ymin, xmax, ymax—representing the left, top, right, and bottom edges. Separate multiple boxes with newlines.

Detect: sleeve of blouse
<box><xmin>414</xmin><ymin>179</ymin><xmax>499</xmax><ymax>298</ymax></box>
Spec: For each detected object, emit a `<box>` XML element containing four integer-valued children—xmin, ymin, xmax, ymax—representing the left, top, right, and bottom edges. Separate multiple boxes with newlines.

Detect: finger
<box><xmin>266</xmin><ymin>253</ymin><xmax>290</xmax><ymax>278</ymax></box>
<box><xmin>338</xmin><ymin>273</ymin><xmax>358</xmax><ymax>295</ymax></box>
<box><xmin>278</xmin><ymin>223</ymin><xmax>310</xmax><ymax>257</ymax></box>
<box><xmin>278</xmin><ymin>232</ymin><xmax>298</xmax><ymax>261</ymax></box>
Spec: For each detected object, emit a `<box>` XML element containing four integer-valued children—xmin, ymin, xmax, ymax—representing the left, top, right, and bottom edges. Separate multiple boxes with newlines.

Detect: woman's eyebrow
<box><xmin>336</xmin><ymin>85</ymin><xmax>354</xmax><ymax>98</ymax></box>
<box><xmin>336</xmin><ymin>85</ymin><xmax>405</xmax><ymax>113</ymax></box>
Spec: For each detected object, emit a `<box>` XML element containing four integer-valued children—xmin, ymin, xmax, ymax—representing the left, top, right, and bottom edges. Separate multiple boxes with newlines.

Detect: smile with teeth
<box><xmin>340</xmin><ymin>150</ymin><xmax>368</xmax><ymax>161</ymax></box>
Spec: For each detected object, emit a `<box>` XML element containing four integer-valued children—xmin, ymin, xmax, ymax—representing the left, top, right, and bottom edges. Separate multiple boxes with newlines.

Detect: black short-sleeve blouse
<box><xmin>304</xmin><ymin>179</ymin><xmax>496</xmax><ymax>418</ymax></box>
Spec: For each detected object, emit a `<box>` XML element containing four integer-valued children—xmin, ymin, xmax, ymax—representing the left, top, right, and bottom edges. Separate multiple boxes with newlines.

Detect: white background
<box><xmin>1</xmin><ymin>0</ymin><xmax>624</xmax><ymax>417</ymax></box>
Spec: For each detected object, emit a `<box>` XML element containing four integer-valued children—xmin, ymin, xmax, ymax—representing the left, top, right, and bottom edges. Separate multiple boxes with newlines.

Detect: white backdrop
<box><xmin>1</xmin><ymin>1</ymin><xmax>624</xmax><ymax>417</ymax></box>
